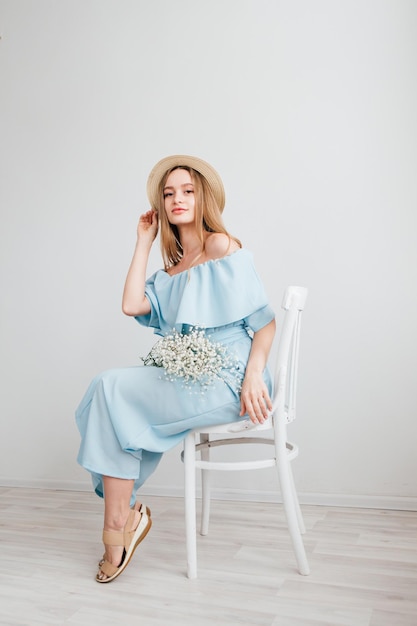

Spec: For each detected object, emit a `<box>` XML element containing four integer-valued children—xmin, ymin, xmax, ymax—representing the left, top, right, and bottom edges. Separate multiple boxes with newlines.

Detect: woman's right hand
<box><xmin>138</xmin><ymin>210</ymin><xmax>158</xmax><ymax>243</ymax></box>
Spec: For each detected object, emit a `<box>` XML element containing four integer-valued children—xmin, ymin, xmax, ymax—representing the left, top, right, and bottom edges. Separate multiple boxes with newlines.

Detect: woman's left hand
<box><xmin>239</xmin><ymin>371</ymin><xmax>272</xmax><ymax>424</ymax></box>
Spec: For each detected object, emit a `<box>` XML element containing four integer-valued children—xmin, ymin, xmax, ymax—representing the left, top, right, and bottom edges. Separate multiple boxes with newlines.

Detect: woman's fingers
<box><xmin>240</xmin><ymin>384</ymin><xmax>272</xmax><ymax>424</ymax></box>
<box><xmin>138</xmin><ymin>210</ymin><xmax>158</xmax><ymax>238</ymax></box>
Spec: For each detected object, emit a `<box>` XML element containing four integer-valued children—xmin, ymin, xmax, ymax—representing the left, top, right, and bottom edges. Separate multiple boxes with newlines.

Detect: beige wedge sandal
<box><xmin>98</xmin><ymin>503</ymin><xmax>151</xmax><ymax>568</ymax></box>
<box><xmin>96</xmin><ymin>508</ymin><xmax>152</xmax><ymax>583</ymax></box>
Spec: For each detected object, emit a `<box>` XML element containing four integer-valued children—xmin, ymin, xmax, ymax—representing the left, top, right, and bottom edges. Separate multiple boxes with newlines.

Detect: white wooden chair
<box><xmin>182</xmin><ymin>285</ymin><xmax>310</xmax><ymax>578</ymax></box>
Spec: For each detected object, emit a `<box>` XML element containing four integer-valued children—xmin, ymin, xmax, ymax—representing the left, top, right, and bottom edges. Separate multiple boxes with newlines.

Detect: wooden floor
<box><xmin>0</xmin><ymin>487</ymin><xmax>416</xmax><ymax>626</ymax></box>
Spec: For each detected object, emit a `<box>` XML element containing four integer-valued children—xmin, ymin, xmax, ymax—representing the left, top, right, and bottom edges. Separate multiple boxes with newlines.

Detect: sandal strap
<box><xmin>102</xmin><ymin>510</ymin><xmax>137</xmax><ymax>548</ymax></box>
<box><xmin>100</xmin><ymin>559</ymin><xmax>119</xmax><ymax>578</ymax></box>
<box><xmin>102</xmin><ymin>529</ymin><xmax>125</xmax><ymax>546</ymax></box>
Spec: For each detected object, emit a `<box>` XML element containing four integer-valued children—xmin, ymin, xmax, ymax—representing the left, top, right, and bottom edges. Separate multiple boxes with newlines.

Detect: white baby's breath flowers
<box><xmin>142</xmin><ymin>327</ymin><xmax>242</xmax><ymax>391</ymax></box>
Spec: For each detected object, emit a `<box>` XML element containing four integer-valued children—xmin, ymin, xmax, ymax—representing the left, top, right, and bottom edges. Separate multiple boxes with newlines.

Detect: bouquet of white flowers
<box><xmin>142</xmin><ymin>327</ymin><xmax>240</xmax><ymax>390</ymax></box>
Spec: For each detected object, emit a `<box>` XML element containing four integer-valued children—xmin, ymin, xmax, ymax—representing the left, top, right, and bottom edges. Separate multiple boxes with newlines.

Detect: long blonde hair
<box><xmin>156</xmin><ymin>166</ymin><xmax>241</xmax><ymax>269</ymax></box>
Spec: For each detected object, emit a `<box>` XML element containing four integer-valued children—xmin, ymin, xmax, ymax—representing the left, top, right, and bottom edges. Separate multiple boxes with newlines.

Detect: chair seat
<box><xmin>192</xmin><ymin>416</ymin><xmax>273</xmax><ymax>435</ymax></box>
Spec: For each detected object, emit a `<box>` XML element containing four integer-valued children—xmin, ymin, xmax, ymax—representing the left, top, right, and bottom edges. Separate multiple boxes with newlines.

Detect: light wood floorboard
<box><xmin>0</xmin><ymin>487</ymin><xmax>416</xmax><ymax>625</ymax></box>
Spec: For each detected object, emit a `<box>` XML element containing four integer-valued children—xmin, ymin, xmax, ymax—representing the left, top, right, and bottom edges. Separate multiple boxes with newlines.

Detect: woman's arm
<box><xmin>122</xmin><ymin>210</ymin><xmax>158</xmax><ymax>316</ymax></box>
<box><xmin>240</xmin><ymin>318</ymin><xmax>276</xmax><ymax>424</ymax></box>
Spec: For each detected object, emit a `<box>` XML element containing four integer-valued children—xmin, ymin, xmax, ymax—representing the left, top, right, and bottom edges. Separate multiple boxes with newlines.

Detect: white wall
<box><xmin>1</xmin><ymin>0</ymin><xmax>416</xmax><ymax>509</ymax></box>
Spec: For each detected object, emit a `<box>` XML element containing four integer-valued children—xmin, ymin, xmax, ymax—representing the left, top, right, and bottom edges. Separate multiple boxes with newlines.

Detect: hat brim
<box><xmin>147</xmin><ymin>155</ymin><xmax>225</xmax><ymax>212</ymax></box>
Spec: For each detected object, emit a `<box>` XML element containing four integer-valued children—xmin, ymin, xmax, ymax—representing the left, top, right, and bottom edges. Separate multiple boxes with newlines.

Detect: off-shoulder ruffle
<box><xmin>135</xmin><ymin>249</ymin><xmax>274</xmax><ymax>334</ymax></box>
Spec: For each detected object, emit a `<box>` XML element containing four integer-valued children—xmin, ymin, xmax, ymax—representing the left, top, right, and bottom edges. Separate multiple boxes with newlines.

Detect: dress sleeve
<box><xmin>134</xmin><ymin>273</ymin><xmax>162</xmax><ymax>332</ymax></box>
<box><xmin>243</xmin><ymin>304</ymin><xmax>275</xmax><ymax>332</ymax></box>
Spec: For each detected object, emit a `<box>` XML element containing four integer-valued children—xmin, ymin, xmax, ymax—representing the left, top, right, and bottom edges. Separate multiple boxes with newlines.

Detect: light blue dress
<box><xmin>76</xmin><ymin>249</ymin><xmax>275</xmax><ymax>503</ymax></box>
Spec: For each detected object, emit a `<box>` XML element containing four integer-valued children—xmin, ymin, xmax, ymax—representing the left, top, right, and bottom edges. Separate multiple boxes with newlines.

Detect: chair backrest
<box><xmin>272</xmin><ymin>286</ymin><xmax>308</xmax><ymax>425</ymax></box>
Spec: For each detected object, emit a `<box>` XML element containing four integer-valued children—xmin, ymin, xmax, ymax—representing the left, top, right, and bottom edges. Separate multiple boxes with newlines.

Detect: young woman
<box><xmin>76</xmin><ymin>155</ymin><xmax>276</xmax><ymax>583</ymax></box>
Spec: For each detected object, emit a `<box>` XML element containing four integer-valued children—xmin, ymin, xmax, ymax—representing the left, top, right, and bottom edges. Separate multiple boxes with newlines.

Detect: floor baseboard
<box><xmin>1</xmin><ymin>477</ymin><xmax>416</xmax><ymax>511</ymax></box>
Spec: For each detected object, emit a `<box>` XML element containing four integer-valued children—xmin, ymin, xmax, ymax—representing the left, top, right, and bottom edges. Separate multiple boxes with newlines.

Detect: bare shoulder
<box><xmin>205</xmin><ymin>233</ymin><xmax>240</xmax><ymax>260</ymax></box>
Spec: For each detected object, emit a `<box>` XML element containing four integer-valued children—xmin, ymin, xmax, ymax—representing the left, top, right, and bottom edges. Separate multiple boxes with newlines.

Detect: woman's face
<box><xmin>163</xmin><ymin>168</ymin><xmax>195</xmax><ymax>226</ymax></box>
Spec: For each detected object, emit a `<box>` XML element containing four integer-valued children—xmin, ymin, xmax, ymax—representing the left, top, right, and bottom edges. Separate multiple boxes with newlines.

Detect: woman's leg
<box><xmin>97</xmin><ymin>476</ymin><xmax>140</xmax><ymax>581</ymax></box>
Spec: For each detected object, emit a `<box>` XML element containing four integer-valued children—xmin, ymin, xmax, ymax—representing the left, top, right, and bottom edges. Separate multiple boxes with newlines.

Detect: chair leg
<box><xmin>277</xmin><ymin>455</ymin><xmax>310</xmax><ymax>576</ymax></box>
<box><xmin>289</xmin><ymin>464</ymin><xmax>306</xmax><ymax>534</ymax></box>
<box><xmin>184</xmin><ymin>432</ymin><xmax>197</xmax><ymax>579</ymax></box>
<box><xmin>200</xmin><ymin>434</ymin><xmax>211</xmax><ymax>536</ymax></box>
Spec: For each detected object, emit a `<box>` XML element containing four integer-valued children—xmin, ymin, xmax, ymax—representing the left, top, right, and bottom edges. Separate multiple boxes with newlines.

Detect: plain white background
<box><xmin>1</xmin><ymin>0</ymin><xmax>416</xmax><ymax>508</ymax></box>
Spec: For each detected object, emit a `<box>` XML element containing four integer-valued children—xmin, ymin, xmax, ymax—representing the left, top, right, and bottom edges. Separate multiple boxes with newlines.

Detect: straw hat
<box><xmin>146</xmin><ymin>155</ymin><xmax>225</xmax><ymax>212</ymax></box>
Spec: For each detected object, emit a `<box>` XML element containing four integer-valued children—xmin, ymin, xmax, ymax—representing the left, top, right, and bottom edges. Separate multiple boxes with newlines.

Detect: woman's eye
<box><xmin>185</xmin><ymin>189</ymin><xmax>194</xmax><ymax>194</ymax></box>
<box><xmin>164</xmin><ymin>192</ymin><xmax>173</xmax><ymax>198</ymax></box>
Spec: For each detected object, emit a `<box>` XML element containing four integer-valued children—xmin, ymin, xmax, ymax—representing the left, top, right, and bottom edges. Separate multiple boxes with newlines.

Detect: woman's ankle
<box><xmin>104</xmin><ymin>508</ymin><xmax>133</xmax><ymax>532</ymax></box>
